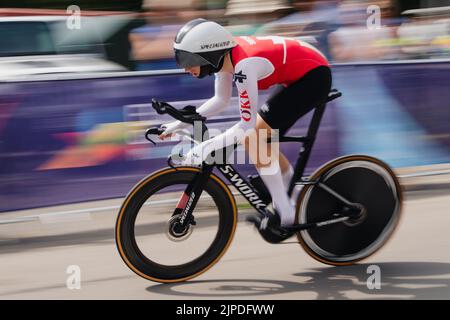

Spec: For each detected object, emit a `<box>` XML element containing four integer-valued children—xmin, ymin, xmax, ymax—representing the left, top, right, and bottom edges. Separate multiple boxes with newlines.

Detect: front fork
<box><xmin>172</xmin><ymin>164</ymin><xmax>215</xmax><ymax>229</ymax></box>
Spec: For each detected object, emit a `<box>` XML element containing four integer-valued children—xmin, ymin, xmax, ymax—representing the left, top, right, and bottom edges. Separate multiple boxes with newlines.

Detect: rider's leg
<box><xmin>257</xmin><ymin>117</ymin><xmax>293</xmax><ymax>191</ymax></box>
<box><xmin>257</xmin><ymin>66</ymin><xmax>332</xmax><ymax>203</ymax></box>
<box><xmin>245</xmin><ymin>115</ymin><xmax>296</xmax><ymax>226</ymax></box>
<box><xmin>255</xmin><ymin>116</ymin><xmax>295</xmax><ymax>198</ymax></box>
<box><xmin>247</xmin><ymin>66</ymin><xmax>332</xmax><ymax>227</ymax></box>
<box><xmin>281</xmin><ymin>156</ymin><xmax>294</xmax><ymax>190</ymax></box>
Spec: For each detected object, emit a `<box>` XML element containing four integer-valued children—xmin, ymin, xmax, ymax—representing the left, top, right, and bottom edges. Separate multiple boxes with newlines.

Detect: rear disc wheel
<box><xmin>295</xmin><ymin>155</ymin><xmax>403</xmax><ymax>265</ymax></box>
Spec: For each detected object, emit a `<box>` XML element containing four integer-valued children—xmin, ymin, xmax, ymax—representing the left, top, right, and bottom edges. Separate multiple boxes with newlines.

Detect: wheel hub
<box><xmin>166</xmin><ymin>214</ymin><xmax>194</xmax><ymax>242</ymax></box>
<box><xmin>343</xmin><ymin>203</ymin><xmax>367</xmax><ymax>227</ymax></box>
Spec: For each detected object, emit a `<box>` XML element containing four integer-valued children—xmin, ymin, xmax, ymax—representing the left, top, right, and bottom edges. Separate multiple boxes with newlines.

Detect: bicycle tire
<box><xmin>295</xmin><ymin>155</ymin><xmax>403</xmax><ymax>266</ymax></box>
<box><xmin>115</xmin><ymin>166</ymin><xmax>237</xmax><ymax>283</ymax></box>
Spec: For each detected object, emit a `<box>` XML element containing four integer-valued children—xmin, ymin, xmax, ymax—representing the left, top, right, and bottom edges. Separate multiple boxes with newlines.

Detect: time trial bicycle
<box><xmin>115</xmin><ymin>89</ymin><xmax>403</xmax><ymax>283</ymax></box>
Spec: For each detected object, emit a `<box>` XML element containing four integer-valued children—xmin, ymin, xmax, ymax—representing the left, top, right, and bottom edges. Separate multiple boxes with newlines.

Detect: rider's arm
<box><xmin>161</xmin><ymin>73</ymin><xmax>232</xmax><ymax>135</ymax></box>
<box><xmin>183</xmin><ymin>62</ymin><xmax>259</xmax><ymax>164</ymax></box>
<box><xmin>196</xmin><ymin>72</ymin><xmax>233</xmax><ymax>117</ymax></box>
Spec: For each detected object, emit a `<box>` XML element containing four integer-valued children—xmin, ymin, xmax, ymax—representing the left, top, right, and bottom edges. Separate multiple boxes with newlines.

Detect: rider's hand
<box><xmin>158</xmin><ymin>120</ymin><xmax>185</xmax><ymax>140</ymax></box>
<box><xmin>158</xmin><ymin>131</ymin><xmax>174</xmax><ymax>140</ymax></box>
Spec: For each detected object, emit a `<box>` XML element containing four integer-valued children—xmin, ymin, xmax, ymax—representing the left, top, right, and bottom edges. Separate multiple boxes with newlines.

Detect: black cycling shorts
<box><xmin>258</xmin><ymin>66</ymin><xmax>332</xmax><ymax>136</ymax></box>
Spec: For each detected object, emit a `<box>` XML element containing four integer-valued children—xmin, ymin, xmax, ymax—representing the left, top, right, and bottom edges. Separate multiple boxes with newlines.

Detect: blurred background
<box><xmin>0</xmin><ymin>0</ymin><xmax>450</xmax><ymax>299</ymax></box>
<box><xmin>0</xmin><ymin>0</ymin><xmax>449</xmax><ymax>211</ymax></box>
<box><xmin>0</xmin><ymin>0</ymin><xmax>450</xmax><ymax>211</ymax></box>
<box><xmin>0</xmin><ymin>0</ymin><xmax>448</xmax><ymax>72</ymax></box>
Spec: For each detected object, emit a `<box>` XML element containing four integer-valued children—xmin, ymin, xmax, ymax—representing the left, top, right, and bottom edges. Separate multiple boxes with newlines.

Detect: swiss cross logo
<box><xmin>239</xmin><ymin>90</ymin><xmax>251</xmax><ymax>122</ymax></box>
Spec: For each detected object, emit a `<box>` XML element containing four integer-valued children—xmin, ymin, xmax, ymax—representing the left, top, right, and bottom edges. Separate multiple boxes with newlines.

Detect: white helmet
<box><xmin>174</xmin><ymin>18</ymin><xmax>236</xmax><ymax>70</ymax></box>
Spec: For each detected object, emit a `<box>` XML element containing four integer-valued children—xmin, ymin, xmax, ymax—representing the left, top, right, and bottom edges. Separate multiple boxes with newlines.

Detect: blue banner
<box><xmin>0</xmin><ymin>61</ymin><xmax>449</xmax><ymax>212</ymax></box>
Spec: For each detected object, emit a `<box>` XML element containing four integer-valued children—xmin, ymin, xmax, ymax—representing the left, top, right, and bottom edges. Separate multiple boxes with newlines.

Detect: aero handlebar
<box><xmin>145</xmin><ymin>99</ymin><xmax>207</xmax><ymax>145</ymax></box>
<box><xmin>151</xmin><ymin>99</ymin><xmax>206</xmax><ymax>124</ymax></box>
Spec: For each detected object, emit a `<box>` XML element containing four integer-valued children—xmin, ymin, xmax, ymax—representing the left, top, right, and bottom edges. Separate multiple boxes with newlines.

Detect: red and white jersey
<box><xmin>231</xmin><ymin>36</ymin><xmax>329</xmax><ymax>90</ymax></box>
<box><xmin>179</xmin><ymin>36</ymin><xmax>329</xmax><ymax>162</ymax></box>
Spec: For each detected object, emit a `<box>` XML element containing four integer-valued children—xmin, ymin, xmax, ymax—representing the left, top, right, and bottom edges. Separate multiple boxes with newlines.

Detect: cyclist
<box><xmin>159</xmin><ymin>18</ymin><xmax>332</xmax><ymax>242</ymax></box>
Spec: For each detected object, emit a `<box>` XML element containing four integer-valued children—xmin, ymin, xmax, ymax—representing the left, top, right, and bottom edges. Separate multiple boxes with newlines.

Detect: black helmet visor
<box><xmin>174</xmin><ymin>50</ymin><xmax>211</xmax><ymax>68</ymax></box>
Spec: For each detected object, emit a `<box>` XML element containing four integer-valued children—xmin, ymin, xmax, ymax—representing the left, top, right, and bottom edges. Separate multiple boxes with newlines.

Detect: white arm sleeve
<box><xmin>189</xmin><ymin>63</ymin><xmax>259</xmax><ymax>160</ymax></box>
<box><xmin>196</xmin><ymin>72</ymin><xmax>233</xmax><ymax>117</ymax></box>
<box><xmin>162</xmin><ymin>73</ymin><xmax>232</xmax><ymax>134</ymax></box>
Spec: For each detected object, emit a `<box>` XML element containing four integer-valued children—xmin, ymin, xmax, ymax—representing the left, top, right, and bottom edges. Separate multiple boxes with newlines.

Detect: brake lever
<box><xmin>148</xmin><ymin>138</ymin><xmax>156</xmax><ymax>145</ymax></box>
<box><xmin>145</xmin><ymin>127</ymin><xmax>164</xmax><ymax>145</ymax></box>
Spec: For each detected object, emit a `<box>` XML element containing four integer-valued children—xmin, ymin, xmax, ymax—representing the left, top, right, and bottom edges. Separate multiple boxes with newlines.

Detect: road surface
<box><xmin>1</xmin><ymin>171</ymin><xmax>450</xmax><ymax>299</ymax></box>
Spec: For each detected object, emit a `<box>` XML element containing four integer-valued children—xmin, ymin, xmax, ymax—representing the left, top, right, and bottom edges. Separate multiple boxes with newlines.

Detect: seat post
<box><xmin>287</xmin><ymin>101</ymin><xmax>327</xmax><ymax>196</ymax></box>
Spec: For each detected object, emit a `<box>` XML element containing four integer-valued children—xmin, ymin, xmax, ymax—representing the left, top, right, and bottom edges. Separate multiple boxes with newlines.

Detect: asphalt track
<box><xmin>1</xmin><ymin>168</ymin><xmax>450</xmax><ymax>300</ymax></box>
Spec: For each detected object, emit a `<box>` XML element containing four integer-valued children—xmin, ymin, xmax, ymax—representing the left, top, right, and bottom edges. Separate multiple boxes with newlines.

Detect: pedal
<box><xmin>247</xmin><ymin>175</ymin><xmax>272</xmax><ymax>203</ymax></box>
<box><xmin>245</xmin><ymin>212</ymin><xmax>293</xmax><ymax>244</ymax></box>
<box><xmin>245</xmin><ymin>213</ymin><xmax>261</xmax><ymax>225</ymax></box>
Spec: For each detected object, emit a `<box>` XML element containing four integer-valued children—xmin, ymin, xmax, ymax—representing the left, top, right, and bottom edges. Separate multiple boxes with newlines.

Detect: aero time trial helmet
<box><xmin>174</xmin><ymin>18</ymin><xmax>236</xmax><ymax>77</ymax></box>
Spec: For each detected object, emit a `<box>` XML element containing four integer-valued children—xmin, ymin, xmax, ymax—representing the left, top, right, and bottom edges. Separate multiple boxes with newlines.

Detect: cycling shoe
<box><xmin>246</xmin><ymin>209</ymin><xmax>294</xmax><ymax>244</ymax></box>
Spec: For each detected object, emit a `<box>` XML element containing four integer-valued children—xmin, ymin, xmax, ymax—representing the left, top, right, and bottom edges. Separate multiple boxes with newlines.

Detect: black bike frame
<box><xmin>216</xmin><ymin>162</ymin><xmax>268</xmax><ymax>214</ymax></box>
<box><xmin>175</xmin><ymin>91</ymin><xmax>348</xmax><ymax>230</ymax></box>
<box><xmin>222</xmin><ymin>101</ymin><xmax>327</xmax><ymax>211</ymax></box>
<box><xmin>179</xmin><ymin>99</ymin><xmax>329</xmax><ymax>219</ymax></box>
